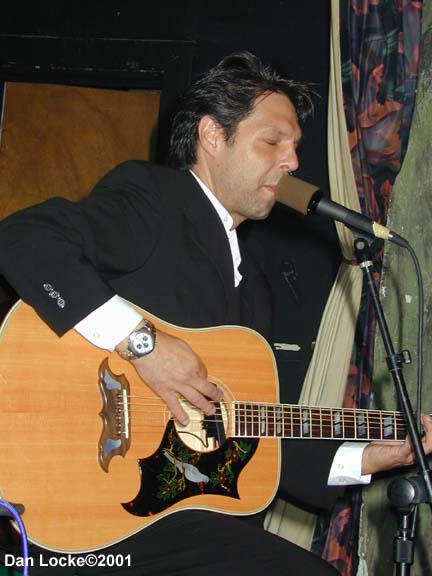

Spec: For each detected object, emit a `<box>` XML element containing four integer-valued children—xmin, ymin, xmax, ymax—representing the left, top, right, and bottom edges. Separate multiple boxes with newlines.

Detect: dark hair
<box><xmin>168</xmin><ymin>51</ymin><xmax>315</xmax><ymax>169</ymax></box>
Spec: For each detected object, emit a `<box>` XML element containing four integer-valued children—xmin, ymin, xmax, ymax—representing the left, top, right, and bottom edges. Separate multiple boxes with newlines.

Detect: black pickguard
<box><xmin>122</xmin><ymin>421</ymin><xmax>258</xmax><ymax>517</ymax></box>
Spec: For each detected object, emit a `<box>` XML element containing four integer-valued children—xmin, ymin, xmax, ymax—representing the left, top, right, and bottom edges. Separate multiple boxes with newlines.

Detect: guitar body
<box><xmin>0</xmin><ymin>301</ymin><xmax>280</xmax><ymax>553</ymax></box>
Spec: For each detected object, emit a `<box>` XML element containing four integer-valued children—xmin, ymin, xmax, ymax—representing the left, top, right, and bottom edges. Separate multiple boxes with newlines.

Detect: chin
<box><xmin>256</xmin><ymin>201</ymin><xmax>275</xmax><ymax>220</ymax></box>
<box><xmin>250</xmin><ymin>208</ymin><xmax>273</xmax><ymax>221</ymax></box>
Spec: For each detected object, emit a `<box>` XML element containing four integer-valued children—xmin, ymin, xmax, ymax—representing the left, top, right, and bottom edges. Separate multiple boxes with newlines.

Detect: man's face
<box><xmin>212</xmin><ymin>91</ymin><xmax>302</xmax><ymax>227</ymax></box>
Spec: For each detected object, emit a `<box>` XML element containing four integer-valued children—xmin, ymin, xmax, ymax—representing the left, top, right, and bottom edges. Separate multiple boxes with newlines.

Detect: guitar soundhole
<box><xmin>174</xmin><ymin>395</ymin><xmax>228</xmax><ymax>453</ymax></box>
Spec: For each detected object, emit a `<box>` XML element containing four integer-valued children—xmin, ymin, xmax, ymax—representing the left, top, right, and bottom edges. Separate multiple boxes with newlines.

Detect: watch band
<box><xmin>116</xmin><ymin>319</ymin><xmax>156</xmax><ymax>360</ymax></box>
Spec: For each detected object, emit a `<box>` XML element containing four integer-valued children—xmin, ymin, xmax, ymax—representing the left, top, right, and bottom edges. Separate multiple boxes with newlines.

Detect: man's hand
<box><xmin>362</xmin><ymin>414</ymin><xmax>432</xmax><ymax>476</ymax></box>
<box><xmin>129</xmin><ymin>328</ymin><xmax>223</xmax><ymax>426</ymax></box>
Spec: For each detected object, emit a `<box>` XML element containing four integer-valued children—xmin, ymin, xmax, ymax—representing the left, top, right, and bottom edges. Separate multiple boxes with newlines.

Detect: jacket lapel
<box><xmin>179</xmin><ymin>171</ymin><xmax>236</xmax><ymax>309</ymax></box>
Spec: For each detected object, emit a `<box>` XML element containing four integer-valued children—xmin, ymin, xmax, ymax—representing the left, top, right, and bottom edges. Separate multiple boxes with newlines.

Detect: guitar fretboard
<box><xmin>233</xmin><ymin>403</ymin><xmax>408</xmax><ymax>441</ymax></box>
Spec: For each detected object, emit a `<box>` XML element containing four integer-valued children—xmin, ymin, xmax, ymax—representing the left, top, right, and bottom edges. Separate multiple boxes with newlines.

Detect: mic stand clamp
<box><xmin>353</xmin><ymin>234</ymin><xmax>432</xmax><ymax>576</ymax></box>
<box><xmin>387</xmin><ymin>474</ymin><xmax>431</xmax><ymax>573</ymax></box>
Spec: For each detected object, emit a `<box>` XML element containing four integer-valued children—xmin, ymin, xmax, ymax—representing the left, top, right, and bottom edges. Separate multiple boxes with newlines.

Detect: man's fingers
<box><xmin>166</xmin><ymin>381</ymin><xmax>224</xmax><ymax>426</ymax></box>
<box><xmin>200</xmin><ymin>379</ymin><xmax>224</xmax><ymax>401</ymax></box>
<box><xmin>421</xmin><ymin>414</ymin><xmax>432</xmax><ymax>452</ymax></box>
<box><xmin>179</xmin><ymin>384</ymin><xmax>221</xmax><ymax>416</ymax></box>
<box><xmin>164</xmin><ymin>392</ymin><xmax>190</xmax><ymax>426</ymax></box>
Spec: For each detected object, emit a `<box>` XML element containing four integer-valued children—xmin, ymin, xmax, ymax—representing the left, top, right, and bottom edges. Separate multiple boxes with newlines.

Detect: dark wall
<box><xmin>0</xmin><ymin>0</ymin><xmax>331</xmax><ymax>183</ymax></box>
<box><xmin>0</xmin><ymin>0</ymin><xmax>339</xmax><ymax>399</ymax></box>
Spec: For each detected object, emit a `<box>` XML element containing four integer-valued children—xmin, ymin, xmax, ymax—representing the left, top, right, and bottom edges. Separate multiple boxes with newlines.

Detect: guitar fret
<box><xmin>368</xmin><ymin>410</ymin><xmax>381</xmax><ymax>440</ymax></box>
<box><xmin>241</xmin><ymin>402</ymin><xmax>246</xmax><ymax>436</ymax></box>
<box><xmin>253</xmin><ymin>403</ymin><xmax>260</xmax><ymax>436</ymax></box>
<box><xmin>262</xmin><ymin>405</ymin><xmax>268</xmax><ymax>436</ymax></box>
<box><xmin>275</xmin><ymin>405</ymin><xmax>283</xmax><ymax>437</ymax></box>
<box><xmin>356</xmin><ymin>411</ymin><xmax>366</xmax><ymax>439</ymax></box>
<box><xmin>255</xmin><ymin>403</ymin><xmax>261</xmax><ymax>436</ymax></box>
<box><xmin>244</xmin><ymin>403</ymin><xmax>249</xmax><ymax>436</ymax></box>
<box><xmin>293</xmin><ymin>406</ymin><xmax>301</xmax><ymax>438</ymax></box>
<box><xmin>344</xmin><ymin>409</ymin><xmax>355</xmax><ymax>439</ymax></box>
<box><xmin>267</xmin><ymin>405</ymin><xmax>274</xmax><ymax>436</ymax></box>
<box><xmin>258</xmin><ymin>405</ymin><xmax>263</xmax><ymax>436</ymax></box>
<box><xmin>383</xmin><ymin>412</ymin><xmax>394</xmax><ymax>439</ymax></box>
<box><xmin>315</xmin><ymin>408</ymin><xmax>323</xmax><ymax>438</ymax></box>
<box><xmin>246</xmin><ymin>403</ymin><xmax>250</xmax><ymax>436</ymax></box>
<box><xmin>321</xmin><ymin>408</ymin><xmax>332</xmax><ymax>438</ymax></box>
<box><xmin>272</xmin><ymin>405</ymin><xmax>276</xmax><ymax>437</ymax></box>
<box><xmin>309</xmin><ymin>408</ymin><xmax>318</xmax><ymax>438</ymax></box>
<box><xmin>243</xmin><ymin>402</ymin><xmax>252</xmax><ymax>436</ymax></box>
<box><xmin>234</xmin><ymin>402</ymin><xmax>239</xmax><ymax>436</ymax></box>
<box><xmin>266</xmin><ymin>405</ymin><xmax>274</xmax><ymax>437</ymax></box>
<box><xmin>302</xmin><ymin>408</ymin><xmax>310</xmax><ymax>437</ymax></box>
<box><xmin>333</xmin><ymin>409</ymin><xmax>342</xmax><ymax>438</ymax></box>
<box><xmin>297</xmin><ymin>407</ymin><xmax>302</xmax><ymax>438</ymax></box>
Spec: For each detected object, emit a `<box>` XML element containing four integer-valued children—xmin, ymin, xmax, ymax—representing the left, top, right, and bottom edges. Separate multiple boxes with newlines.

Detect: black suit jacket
<box><xmin>0</xmin><ymin>160</ymin><xmax>343</xmax><ymax>510</ymax></box>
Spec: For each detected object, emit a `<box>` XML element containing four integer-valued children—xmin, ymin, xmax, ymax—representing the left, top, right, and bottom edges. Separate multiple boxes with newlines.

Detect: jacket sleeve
<box><xmin>278</xmin><ymin>439</ymin><xmax>345</xmax><ymax>511</ymax></box>
<box><xmin>0</xmin><ymin>161</ymin><xmax>163</xmax><ymax>335</ymax></box>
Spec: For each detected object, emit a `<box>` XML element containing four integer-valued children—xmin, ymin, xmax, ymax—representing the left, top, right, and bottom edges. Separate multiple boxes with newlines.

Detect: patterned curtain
<box><xmin>312</xmin><ymin>1</ymin><xmax>423</xmax><ymax>574</ymax></box>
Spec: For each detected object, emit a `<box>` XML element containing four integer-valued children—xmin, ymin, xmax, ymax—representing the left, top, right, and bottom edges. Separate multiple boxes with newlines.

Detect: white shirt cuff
<box><xmin>327</xmin><ymin>442</ymin><xmax>372</xmax><ymax>486</ymax></box>
<box><xmin>74</xmin><ymin>296</ymin><xmax>143</xmax><ymax>350</ymax></box>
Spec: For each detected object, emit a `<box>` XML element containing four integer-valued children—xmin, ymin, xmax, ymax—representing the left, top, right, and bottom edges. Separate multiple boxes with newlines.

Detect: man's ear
<box><xmin>197</xmin><ymin>115</ymin><xmax>225</xmax><ymax>157</ymax></box>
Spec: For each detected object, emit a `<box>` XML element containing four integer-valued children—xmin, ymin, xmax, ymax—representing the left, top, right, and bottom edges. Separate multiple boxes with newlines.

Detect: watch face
<box><xmin>130</xmin><ymin>329</ymin><xmax>154</xmax><ymax>356</ymax></box>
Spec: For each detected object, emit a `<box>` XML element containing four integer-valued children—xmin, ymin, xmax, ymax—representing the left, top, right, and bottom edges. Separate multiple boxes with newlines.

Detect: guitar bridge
<box><xmin>97</xmin><ymin>359</ymin><xmax>131</xmax><ymax>472</ymax></box>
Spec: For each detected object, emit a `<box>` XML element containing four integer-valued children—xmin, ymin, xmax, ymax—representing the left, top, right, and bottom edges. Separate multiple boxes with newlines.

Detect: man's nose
<box><xmin>278</xmin><ymin>145</ymin><xmax>299</xmax><ymax>173</ymax></box>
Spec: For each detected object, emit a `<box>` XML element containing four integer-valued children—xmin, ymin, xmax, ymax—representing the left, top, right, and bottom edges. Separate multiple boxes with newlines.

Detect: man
<box><xmin>0</xmin><ymin>51</ymin><xmax>430</xmax><ymax>575</ymax></box>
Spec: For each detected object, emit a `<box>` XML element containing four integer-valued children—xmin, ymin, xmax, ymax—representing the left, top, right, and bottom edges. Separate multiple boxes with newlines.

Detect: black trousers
<box><xmin>3</xmin><ymin>512</ymin><xmax>338</xmax><ymax>576</ymax></box>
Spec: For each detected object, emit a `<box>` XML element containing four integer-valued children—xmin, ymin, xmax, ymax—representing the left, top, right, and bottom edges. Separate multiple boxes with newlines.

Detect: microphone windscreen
<box><xmin>275</xmin><ymin>174</ymin><xmax>320</xmax><ymax>215</ymax></box>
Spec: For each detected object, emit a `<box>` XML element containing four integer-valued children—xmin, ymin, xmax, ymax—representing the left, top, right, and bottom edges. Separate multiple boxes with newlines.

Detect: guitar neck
<box><xmin>233</xmin><ymin>402</ymin><xmax>415</xmax><ymax>442</ymax></box>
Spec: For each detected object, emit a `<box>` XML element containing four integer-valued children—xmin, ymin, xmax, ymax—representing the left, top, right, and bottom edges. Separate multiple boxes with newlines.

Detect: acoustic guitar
<box><xmin>0</xmin><ymin>300</ymin><xmax>409</xmax><ymax>553</ymax></box>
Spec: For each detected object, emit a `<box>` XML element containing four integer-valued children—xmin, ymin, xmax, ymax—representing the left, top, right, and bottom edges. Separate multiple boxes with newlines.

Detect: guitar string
<box><xmin>126</xmin><ymin>415</ymin><xmax>408</xmax><ymax>433</ymax></box>
<box><xmin>123</xmin><ymin>400</ymin><xmax>411</xmax><ymax>427</ymax></box>
<box><xmin>121</xmin><ymin>406</ymin><xmax>409</xmax><ymax>438</ymax></box>
<box><xmin>124</xmin><ymin>404</ymin><xmax>404</xmax><ymax>428</ymax></box>
<box><xmin>125</xmin><ymin>410</ymin><xmax>410</xmax><ymax>429</ymax></box>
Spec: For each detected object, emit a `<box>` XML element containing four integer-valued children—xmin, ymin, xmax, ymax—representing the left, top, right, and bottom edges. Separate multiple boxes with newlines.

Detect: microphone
<box><xmin>275</xmin><ymin>174</ymin><xmax>408</xmax><ymax>248</ymax></box>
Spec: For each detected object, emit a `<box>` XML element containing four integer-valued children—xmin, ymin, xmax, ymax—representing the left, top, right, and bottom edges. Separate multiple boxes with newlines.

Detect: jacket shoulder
<box><xmin>95</xmin><ymin>161</ymin><xmax>189</xmax><ymax>189</ymax></box>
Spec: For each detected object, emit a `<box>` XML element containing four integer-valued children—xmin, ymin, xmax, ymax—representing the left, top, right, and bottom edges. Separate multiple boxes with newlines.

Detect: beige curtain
<box><xmin>265</xmin><ymin>0</ymin><xmax>363</xmax><ymax>549</ymax></box>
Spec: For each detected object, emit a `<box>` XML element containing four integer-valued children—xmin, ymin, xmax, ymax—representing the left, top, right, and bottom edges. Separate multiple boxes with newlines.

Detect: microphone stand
<box><xmin>353</xmin><ymin>234</ymin><xmax>432</xmax><ymax>576</ymax></box>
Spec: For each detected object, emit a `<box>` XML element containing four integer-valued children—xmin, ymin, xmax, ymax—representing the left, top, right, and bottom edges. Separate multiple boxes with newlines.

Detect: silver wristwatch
<box><xmin>116</xmin><ymin>319</ymin><xmax>156</xmax><ymax>360</ymax></box>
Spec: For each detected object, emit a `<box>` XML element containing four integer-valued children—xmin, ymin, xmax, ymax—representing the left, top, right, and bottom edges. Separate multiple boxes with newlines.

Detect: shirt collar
<box><xmin>189</xmin><ymin>171</ymin><xmax>234</xmax><ymax>234</ymax></box>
